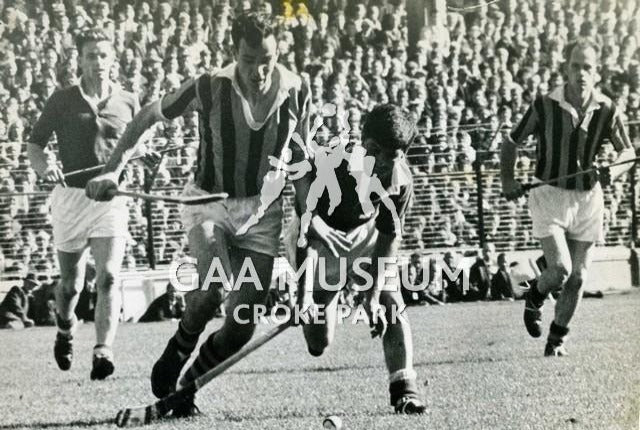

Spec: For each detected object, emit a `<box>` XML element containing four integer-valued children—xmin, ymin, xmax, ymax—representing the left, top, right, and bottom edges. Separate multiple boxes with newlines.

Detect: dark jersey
<box><xmin>29</xmin><ymin>83</ymin><xmax>139</xmax><ymax>188</ymax></box>
<box><xmin>313</xmin><ymin>154</ymin><xmax>413</xmax><ymax>237</ymax></box>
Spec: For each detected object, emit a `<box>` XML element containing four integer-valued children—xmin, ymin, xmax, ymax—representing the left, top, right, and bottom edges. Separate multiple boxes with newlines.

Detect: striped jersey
<box><xmin>157</xmin><ymin>63</ymin><xmax>310</xmax><ymax>198</ymax></box>
<box><xmin>509</xmin><ymin>85</ymin><xmax>632</xmax><ymax>190</ymax></box>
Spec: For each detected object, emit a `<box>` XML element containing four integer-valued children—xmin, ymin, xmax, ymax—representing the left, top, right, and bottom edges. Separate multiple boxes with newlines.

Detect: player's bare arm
<box><xmin>364</xmin><ymin>231</ymin><xmax>400</xmax><ymax>338</ymax></box>
<box><xmin>27</xmin><ymin>143</ymin><xmax>66</xmax><ymax>186</ymax></box>
<box><xmin>500</xmin><ymin>136</ymin><xmax>523</xmax><ymax>201</ymax></box>
<box><xmin>86</xmin><ymin>101</ymin><xmax>164</xmax><ymax>200</ymax></box>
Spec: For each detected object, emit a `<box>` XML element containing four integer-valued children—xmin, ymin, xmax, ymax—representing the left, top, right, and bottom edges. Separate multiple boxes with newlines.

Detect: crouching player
<box><xmin>294</xmin><ymin>104</ymin><xmax>426</xmax><ymax>414</ymax></box>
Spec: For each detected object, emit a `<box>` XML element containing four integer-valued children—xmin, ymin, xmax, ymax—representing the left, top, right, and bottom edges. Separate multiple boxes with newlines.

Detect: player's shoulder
<box><xmin>114</xmin><ymin>86</ymin><xmax>139</xmax><ymax>105</ymax></box>
<box><xmin>592</xmin><ymin>90</ymin><xmax>616</xmax><ymax>111</ymax></box>
<box><xmin>208</xmin><ymin>63</ymin><xmax>234</xmax><ymax>84</ymax></box>
<box><xmin>276</xmin><ymin>64</ymin><xmax>308</xmax><ymax>93</ymax></box>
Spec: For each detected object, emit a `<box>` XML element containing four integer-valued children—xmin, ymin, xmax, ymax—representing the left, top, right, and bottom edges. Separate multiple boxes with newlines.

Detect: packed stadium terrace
<box><xmin>0</xmin><ymin>0</ymin><xmax>639</xmax><ymax>278</ymax></box>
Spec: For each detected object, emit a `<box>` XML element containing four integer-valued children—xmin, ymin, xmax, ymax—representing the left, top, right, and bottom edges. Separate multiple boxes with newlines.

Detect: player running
<box><xmin>86</xmin><ymin>12</ymin><xmax>310</xmax><ymax>415</ymax></box>
<box><xmin>501</xmin><ymin>39</ymin><xmax>635</xmax><ymax>356</ymax></box>
<box><xmin>27</xmin><ymin>28</ymin><xmax>142</xmax><ymax>380</ymax></box>
<box><xmin>293</xmin><ymin>104</ymin><xmax>427</xmax><ymax>414</ymax></box>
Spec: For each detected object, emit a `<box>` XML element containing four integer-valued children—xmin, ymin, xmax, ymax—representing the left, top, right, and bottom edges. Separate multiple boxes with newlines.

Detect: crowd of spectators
<box><xmin>0</xmin><ymin>0</ymin><xmax>639</xmax><ymax>279</ymax></box>
<box><xmin>398</xmin><ymin>245</ymin><xmax>526</xmax><ymax>304</ymax></box>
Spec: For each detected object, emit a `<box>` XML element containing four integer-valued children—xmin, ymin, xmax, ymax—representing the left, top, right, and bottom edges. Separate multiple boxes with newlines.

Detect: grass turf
<box><xmin>1</xmin><ymin>291</ymin><xmax>639</xmax><ymax>430</ymax></box>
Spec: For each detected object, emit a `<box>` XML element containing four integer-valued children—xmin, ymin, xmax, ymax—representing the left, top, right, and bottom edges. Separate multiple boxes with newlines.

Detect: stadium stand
<box><xmin>0</xmin><ymin>0</ymin><xmax>639</xmax><ymax>281</ymax></box>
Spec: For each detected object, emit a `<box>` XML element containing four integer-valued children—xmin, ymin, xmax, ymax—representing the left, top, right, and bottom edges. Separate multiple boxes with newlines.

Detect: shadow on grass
<box><xmin>0</xmin><ymin>418</ymin><xmax>113</xmax><ymax>429</ymax></box>
<box><xmin>415</xmin><ymin>356</ymin><xmax>512</xmax><ymax>367</ymax></box>
<box><xmin>218</xmin><ymin>408</ymin><xmax>395</xmax><ymax>423</ymax></box>
<box><xmin>233</xmin><ymin>363</ymin><xmax>382</xmax><ymax>376</ymax></box>
<box><xmin>234</xmin><ymin>356</ymin><xmax>513</xmax><ymax>377</ymax></box>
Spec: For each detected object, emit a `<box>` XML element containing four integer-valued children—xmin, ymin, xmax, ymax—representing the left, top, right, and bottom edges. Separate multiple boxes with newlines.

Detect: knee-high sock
<box><xmin>179</xmin><ymin>331</ymin><xmax>224</xmax><ymax>387</ymax></box>
<box><xmin>173</xmin><ymin>321</ymin><xmax>203</xmax><ymax>359</ymax></box>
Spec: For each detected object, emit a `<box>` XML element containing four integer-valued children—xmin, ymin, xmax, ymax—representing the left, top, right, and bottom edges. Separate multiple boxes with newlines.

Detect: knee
<box><xmin>96</xmin><ymin>269</ymin><xmax>119</xmax><ymax>292</ymax></box>
<box><xmin>566</xmin><ymin>269</ymin><xmax>587</xmax><ymax>292</ymax></box>
<box><xmin>545</xmin><ymin>263</ymin><xmax>571</xmax><ymax>286</ymax></box>
<box><xmin>59</xmin><ymin>272</ymin><xmax>83</xmax><ymax>296</ymax></box>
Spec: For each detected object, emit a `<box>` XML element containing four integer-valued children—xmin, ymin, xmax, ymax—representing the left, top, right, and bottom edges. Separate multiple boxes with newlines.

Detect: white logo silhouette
<box><xmin>237</xmin><ymin>102</ymin><xmax>403</xmax><ymax>244</ymax></box>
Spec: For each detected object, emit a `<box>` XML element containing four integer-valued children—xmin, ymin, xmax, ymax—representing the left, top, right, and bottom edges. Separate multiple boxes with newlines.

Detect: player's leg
<box><xmin>179</xmin><ymin>248</ymin><xmax>274</xmax><ymax>386</ymax></box>
<box><xmin>545</xmin><ymin>239</ymin><xmax>594</xmax><ymax>356</ymax></box>
<box><xmin>53</xmin><ymin>248</ymin><xmax>88</xmax><ymax>371</ymax></box>
<box><xmin>378</xmin><ymin>288</ymin><xmax>426</xmax><ymax>414</ymax></box>
<box><xmin>171</xmin><ymin>249</ymin><xmax>273</xmax><ymax>417</ymax></box>
<box><xmin>326</xmin><ymin>174</ymin><xmax>342</xmax><ymax>215</ymax></box>
<box><xmin>302</xmin><ymin>289</ymin><xmax>341</xmax><ymax>355</ymax></box>
<box><xmin>151</xmin><ymin>223</ymin><xmax>230</xmax><ymax>399</ymax></box>
<box><xmin>295</xmin><ymin>239</ymin><xmax>343</xmax><ymax>356</ymax></box>
<box><xmin>88</xmin><ymin>236</ymin><xmax>127</xmax><ymax>379</ymax></box>
<box><xmin>297</xmin><ymin>181</ymin><xmax>325</xmax><ymax>247</ymax></box>
<box><xmin>523</xmin><ymin>231</ymin><xmax>572</xmax><ymax>338</ymax></box>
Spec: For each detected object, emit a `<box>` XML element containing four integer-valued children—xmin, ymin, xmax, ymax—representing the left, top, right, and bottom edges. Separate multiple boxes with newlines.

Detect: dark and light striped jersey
<box><xmin>156</xmin><ymin>63</ymin><xmax>310</xmax><ymax>198</ymax></box>
<box><xmin>509</xmin><ymin>85</ymin><xmax>632</xmax><ymax>190</ymax></box>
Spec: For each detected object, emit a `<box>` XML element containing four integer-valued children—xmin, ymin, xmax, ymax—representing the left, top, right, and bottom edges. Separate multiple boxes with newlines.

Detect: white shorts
<box><xmin>180</xmin><ymin>183</ymin><xmax>283</xmax><ymax>257</ymax></box>
<box><xmin>528</xmin><ymin>182</ymin><xmax>604</xmax><ymax>243</ymax></box>
<box><xmin>51</xmin><ymin>185</ymin><xmax>130</xmax><ymax>253</ymax></box>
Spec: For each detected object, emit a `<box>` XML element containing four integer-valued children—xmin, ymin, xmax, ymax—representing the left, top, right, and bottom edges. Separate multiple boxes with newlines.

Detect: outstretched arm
<box><xmin>86</xmin><ymin>77</ymin><xmax>202</xmax><ymax>200</ymax></box>
<box><xmin>105</xmin><ymin>102</ymin><xmax>163</xmax><ymax>176</ymax></box>
<box><xmin>500</xmin><ymin>137</ymin><xmax>523</xmax><ymax>200</ymax></box>
<box><xmin>85</xmin><ymin>102</ymin><xmax>163</xmax><ymax>200</ymax></box>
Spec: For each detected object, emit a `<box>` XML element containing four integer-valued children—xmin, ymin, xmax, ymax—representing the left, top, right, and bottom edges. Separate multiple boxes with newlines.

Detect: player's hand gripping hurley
<box><xmin>504</xmin><ymin>156</ymin><xmax>640</xmax><ymax>201</ymax></box>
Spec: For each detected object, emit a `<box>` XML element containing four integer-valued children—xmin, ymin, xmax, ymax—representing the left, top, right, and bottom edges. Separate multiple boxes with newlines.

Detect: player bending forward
<box><xmin>86</xmin><ymin>12</ymin><xmax>310</xmax><ymax>416</ymax></box>
<box><xmin>294</xmin><ymin>104</ymin><xmax>427</xmax><ymax>414</ymax></box>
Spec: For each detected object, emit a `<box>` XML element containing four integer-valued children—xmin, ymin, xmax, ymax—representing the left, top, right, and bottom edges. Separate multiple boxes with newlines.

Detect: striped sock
<box><xmin>548</xmin><ymin>321</ymin><xmax>569</xmax><ymax>345</ymax></box>
<box><xmin>173</xmin><ymin>322</ymin><xmax>203</xmax><ymax>360</ymax></box>
<box><xmin>179</xmin><ymin>331</ymin><xmax>224</xmax><ymax>387</ymax></box>
<box><xmin>56</xmin><ymin>314</ymin><xmax>77</xmax><ymax>337</ymax></box>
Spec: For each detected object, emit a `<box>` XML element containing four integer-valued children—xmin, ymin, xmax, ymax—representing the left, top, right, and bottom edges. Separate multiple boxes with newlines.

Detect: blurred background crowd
<box><xmin>0</xmin><ymin>0</ymin><xmax>639</xmax><ymax>287</ymax></box>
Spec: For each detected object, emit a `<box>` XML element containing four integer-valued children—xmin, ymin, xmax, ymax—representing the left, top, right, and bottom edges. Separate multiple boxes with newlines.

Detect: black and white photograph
<box><xmin>0</xmin><ymin>0</ymin><xmax>638</xmax><ymax>428</ymax></box>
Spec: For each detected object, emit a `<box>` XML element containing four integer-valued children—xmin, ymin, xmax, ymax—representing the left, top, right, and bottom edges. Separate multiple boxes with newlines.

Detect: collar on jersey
<box><xmin>548</xmin><ymin>84</ymin><xmax>606</xmax><ymax>131</ymax></box>
<box><xmin>77</xmin><ymin>79</ymin><xmax>119</xmax><ymax>113</ymax></box>
<box><xmin>217</xmin><ymin>63</ymin><xmax>302</xmax><ymax>131</ymax></box>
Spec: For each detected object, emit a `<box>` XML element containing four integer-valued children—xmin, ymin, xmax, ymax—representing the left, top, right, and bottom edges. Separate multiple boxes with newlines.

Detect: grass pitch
<box><xmin>1</xmin><ymin>291</ymin><xmax>639</xmax><ymax>430</ymax></box>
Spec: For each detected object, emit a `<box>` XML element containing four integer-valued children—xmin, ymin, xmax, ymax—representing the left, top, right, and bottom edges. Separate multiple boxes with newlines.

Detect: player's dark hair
<box><xmin>362</xmin><ymin>104</ymin><xmax>417</xmax><ymax>152</ymax></box>
<box><xmin>231</xmin><ymin>12</ymin><xmax>276</xmax><ymax>50</ymax></box>
<box><xmin>563</xmin><ymin>38</ymin><xmax>601</xmax><ymax>64</ymax></box>
<box><xmin>76</xmin><ymin>28</ymin><xmax>113</xmax><ymax>55</ymax></box>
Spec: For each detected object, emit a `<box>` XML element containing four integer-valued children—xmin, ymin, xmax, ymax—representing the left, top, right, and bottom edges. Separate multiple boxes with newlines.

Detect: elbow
<box><xmin>138</xmin><ymin>102</ymin><xmax>163</xmax><ymax>128</ymax></box>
